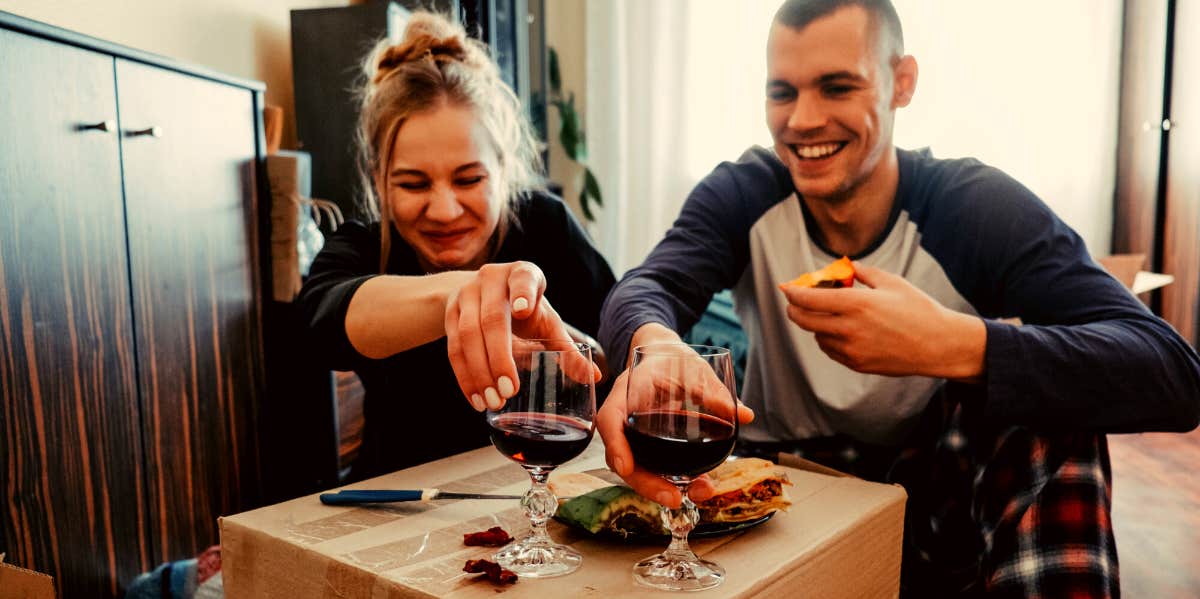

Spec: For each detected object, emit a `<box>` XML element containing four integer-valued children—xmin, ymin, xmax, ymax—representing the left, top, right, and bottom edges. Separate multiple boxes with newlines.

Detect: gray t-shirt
<box><xmin>600</xmin><ymin>147</ymin><xmax>1200</xmax><ymax>444</ymax></box>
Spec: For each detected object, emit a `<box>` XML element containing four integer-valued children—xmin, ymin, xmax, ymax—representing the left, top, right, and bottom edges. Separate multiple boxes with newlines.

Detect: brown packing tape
<box><xmin>0</xmin><ymin>562</ymin><xmax>57</xmax><ymax>599</ymax></box>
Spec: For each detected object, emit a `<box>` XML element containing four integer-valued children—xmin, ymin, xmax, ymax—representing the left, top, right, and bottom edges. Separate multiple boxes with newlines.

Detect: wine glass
<box><xmin>624</xmin><ymin>343</ymin><xmax>739</xmax><ymax>591</ymax></box>
<box><xmin>487</xmin><ymin>338</ymin><xmax>596</xmax><ymax>578</ymax></box>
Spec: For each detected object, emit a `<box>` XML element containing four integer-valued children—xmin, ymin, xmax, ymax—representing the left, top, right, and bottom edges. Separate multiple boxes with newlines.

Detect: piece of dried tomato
<box><xmin>463</xmin><ymin>558</ymin><xmax>518</xmax><ymax>584</ymax></box>
<box><xmin>462</xmin><ymin>526</ymin><xmax>512</xmax><ymax>547</ymax></box>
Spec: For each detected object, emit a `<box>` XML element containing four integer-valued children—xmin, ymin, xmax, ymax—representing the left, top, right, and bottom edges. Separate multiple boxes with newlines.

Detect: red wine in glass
<box><xmin>490</xmin><ymin>412</ymin><xmax>593</xmax><ymax>468</ymax></box>
<box><xmin>624</xmin><ymin>410</ymin><xmax>735</xmax><ymax>479</ymax></box>
<box><xmin>624</xmin><ymin>343</ymin><xmax>740</xmax><ymax>591</ymax></box>
<box><xmin>487</xmin><ymin>338</ymin><xmax>596</xmax><ymax>578</ymax></box>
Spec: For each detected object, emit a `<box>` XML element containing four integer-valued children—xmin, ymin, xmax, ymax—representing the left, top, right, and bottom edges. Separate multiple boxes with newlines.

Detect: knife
<box><xmin>318</xmin><ymin>489</ymin><xmax>525</xmax><ymax>505</ymax></box>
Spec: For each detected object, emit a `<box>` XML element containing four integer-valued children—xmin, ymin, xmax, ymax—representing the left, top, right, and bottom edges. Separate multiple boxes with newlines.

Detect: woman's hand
<box><xmin>445</xmin><ymin>261</ymin><xmax>599</xmax><ymax>411</ymax></box>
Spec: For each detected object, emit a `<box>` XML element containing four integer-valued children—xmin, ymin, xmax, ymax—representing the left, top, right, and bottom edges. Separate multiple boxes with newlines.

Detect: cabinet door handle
<box><xmin>77</xmin><ymin>120</ymin><xmax>115</xmax><ymax>133</ymax></box>
<box><xmin>126</xmin><ymin>126</ymin><xmax>163</xmax><ymax>138</ymax></box>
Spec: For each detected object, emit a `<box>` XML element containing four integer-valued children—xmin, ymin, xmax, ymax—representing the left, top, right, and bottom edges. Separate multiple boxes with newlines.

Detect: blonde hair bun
<box><xmin>370</xmin><ymin>13</ymin><xmax>491</xmax><ymax>87</ymax></box>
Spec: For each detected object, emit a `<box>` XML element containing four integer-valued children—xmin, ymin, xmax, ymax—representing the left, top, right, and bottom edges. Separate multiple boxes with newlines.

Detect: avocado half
<box><xmin>555</xmin><ymin>485</ymin><xmax>665</xmax><ymax>539</ymax></box>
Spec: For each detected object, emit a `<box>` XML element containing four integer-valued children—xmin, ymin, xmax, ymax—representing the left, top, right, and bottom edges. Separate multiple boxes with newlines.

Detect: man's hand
<box><xmin>596</xmin><ymin>330</ymin><xmax>756</xmax><ymax>509</ymax></box>
<box><xmin>445</xmin><ymin>261</ymin><xmax>599</xmax><ymax>412</ymax></box>
<box><xmin>778</xmin><ymin>262</ymin><xmax>985</xmax><ymax>381</ymax></box>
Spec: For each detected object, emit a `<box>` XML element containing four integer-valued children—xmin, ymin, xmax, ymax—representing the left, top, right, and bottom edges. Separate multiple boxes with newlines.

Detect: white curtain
<box><xmin>586</xmin><ymin>0</ymin><xmax>1123</xmax><ymax>275</ymax></box>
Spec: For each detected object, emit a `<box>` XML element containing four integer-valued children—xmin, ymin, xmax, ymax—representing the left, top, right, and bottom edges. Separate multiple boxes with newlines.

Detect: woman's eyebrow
<box><xmin>453</xmin><ymin>162</ymin><xmax>485</xmax><ymax>174</ymax></box>
<box><xmin>389</xmin><ymin>167</ymin><xmax>426</xmax><ymax>177</ymax></box>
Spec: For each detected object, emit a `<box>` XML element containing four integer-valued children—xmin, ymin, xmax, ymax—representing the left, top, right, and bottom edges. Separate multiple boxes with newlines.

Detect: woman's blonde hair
<box><xmin>356</xmin><ymin>11</ymin><xmax>544</xmax><ymax>272</ymax></box>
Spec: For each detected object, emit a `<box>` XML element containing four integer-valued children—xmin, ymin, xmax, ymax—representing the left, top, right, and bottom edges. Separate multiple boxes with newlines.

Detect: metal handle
<box><xmin>77</xmin><ymin>120</ymin><xmax>115</xmax><ymax>133</ymax></box>
<box><xmin>126</xmin><ymin>126</ymin><xmax>163</xmax><ymax>138</ymax></box>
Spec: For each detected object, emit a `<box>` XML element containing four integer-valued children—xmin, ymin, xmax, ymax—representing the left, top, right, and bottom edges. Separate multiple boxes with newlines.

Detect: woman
<box><xmin>298</xmin><ymin>11</ymin><xmax>615</xmax><ymax>478</ymax></box>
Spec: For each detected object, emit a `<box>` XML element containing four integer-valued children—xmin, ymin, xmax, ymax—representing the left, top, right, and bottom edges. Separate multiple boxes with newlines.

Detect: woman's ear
<box><xmin>891</xmin><ymin>55</ymin><xmax>918</xmax><ymax>108</ymax></box>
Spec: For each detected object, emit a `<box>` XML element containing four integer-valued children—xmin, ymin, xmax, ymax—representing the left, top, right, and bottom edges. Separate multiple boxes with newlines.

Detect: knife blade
<box><xmin>319</xmin><ymin>489</ymin><xmax>525</xmax><ymax>505</ymax></box>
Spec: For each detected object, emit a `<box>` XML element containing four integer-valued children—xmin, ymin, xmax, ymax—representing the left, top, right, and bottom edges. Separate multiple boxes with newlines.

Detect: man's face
<box><xmin>765</xmin><ymin>6</ymin><xmax>911</xmax><ymax>203</ymax></box>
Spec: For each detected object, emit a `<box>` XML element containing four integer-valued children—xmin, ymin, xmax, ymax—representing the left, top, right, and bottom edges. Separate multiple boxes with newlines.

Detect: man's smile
<box><xmin>789</xmin><ymin>141</ymin><xmax>848</xmax><ymax>160</ymax></box>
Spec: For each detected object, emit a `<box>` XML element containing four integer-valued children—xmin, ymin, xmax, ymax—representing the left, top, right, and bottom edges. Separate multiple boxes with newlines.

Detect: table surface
<box><xmin>221</xmin><ymin>439</ymin><xmax>906</xmax><ymax>598</ymax></box>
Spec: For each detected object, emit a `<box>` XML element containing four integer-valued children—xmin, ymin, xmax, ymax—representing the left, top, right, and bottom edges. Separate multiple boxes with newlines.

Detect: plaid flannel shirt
<box><xmin>739</xmin><ymin>387</ymin><xmax>1119</xmax><ymax>598</ymax></box>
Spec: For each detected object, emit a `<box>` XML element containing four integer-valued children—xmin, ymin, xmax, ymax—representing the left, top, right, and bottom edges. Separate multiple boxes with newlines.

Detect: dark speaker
<box><xmin>290</xmin><ymin>2</ymin><xmax>410</xmax><ymax>224</ymax></box>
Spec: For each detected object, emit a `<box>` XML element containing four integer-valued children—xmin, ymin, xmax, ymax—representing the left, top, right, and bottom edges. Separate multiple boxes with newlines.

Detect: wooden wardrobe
<box><xmin>0</xmin><ymin>12</ymin><xmax>269</xmax><ymax>598</ymax></box>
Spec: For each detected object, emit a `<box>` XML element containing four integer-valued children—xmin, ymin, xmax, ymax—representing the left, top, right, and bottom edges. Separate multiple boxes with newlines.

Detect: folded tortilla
<box><xmin>697</xmin><ymin>457</ymin><xmax>792</xmax><ymax>523</ymax></box>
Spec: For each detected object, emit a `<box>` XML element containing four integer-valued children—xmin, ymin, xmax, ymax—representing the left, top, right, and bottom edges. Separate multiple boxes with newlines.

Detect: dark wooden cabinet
<box><xmin>1161</xmin><ymin>0</ymin><xmax>1200</xmax><ymax>346</ymax></box>
<box><xmin>1114</xmin><ymin>0</ymin><xmax>1200</xmax><ymax>345</ymax></box>
<box><xmin>0</xmin><ymin>27</ymin><xmax>149</xmax><ymax>598</ymax></box>
<box><xmin>0</xmin><ymin>13</ymin><xmax>268</xmax><ymax>599</ymax></box>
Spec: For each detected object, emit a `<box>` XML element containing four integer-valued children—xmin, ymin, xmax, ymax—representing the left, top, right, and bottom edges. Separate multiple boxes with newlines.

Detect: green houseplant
<box><xmin>547</xmin><ymin>47</ymin><xmax>603</xmax><ymax>221</ymax></box>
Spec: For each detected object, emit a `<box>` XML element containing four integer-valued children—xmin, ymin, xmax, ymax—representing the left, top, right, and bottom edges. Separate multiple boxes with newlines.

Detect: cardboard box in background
<box><xmin>1097</xmin><ymin>253</ymin><xmax>1175</xmax><ymax>295</ymax></box>
<box><xmin>221</xmin><ymin>442</ymin><xmax>906</xmax><ymax>598</ymax></box>
<box><xmin>0</xmin><ymin>560</ymin><xmax>56</xmax><ymax>599</ymax></box>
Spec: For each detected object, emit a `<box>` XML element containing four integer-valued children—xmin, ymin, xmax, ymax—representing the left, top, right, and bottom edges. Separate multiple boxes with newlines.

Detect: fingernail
<box><xmin>470</xmin><ymin>394</ymin><xmax>485</xmax><ymax>411</ymax></box>
<box><xmin>512</xmin><ymin>297</ymin><xmax>529</xmax><ymax>312</ymax></box>
<box><xmin>484</xmin><ymin>387</ymin><xmax>502</xmax><ymax>410</ymax></box>
<box><xmin>655</xmin><ymin>490</ymin><xmax>675</xmax><ymax>506</ymax></box>
<box><xmin>497</xmin><ymin>376</ymin><xmax>515</xmax><ymax>398</ymax></box>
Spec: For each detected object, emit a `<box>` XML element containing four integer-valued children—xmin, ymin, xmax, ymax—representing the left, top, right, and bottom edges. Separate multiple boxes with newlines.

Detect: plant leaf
<box><xmin>584</xmin><ymin>168</ymin><xmax>603</xmax><ymax>206</ymax></box>
<box><xmin>548</xmin><ymin>47</ymin><xmax>562</xmax><ymax>96</ymax></box>
<box><xmin>579</xmin><ymin>185</ymin><xmax>595</xmax><ymax>221</ymax></box>
<box><xmin>558</xmin><ymin>106</ymin><xmax>582</xmax><ymax>162</ymax></box>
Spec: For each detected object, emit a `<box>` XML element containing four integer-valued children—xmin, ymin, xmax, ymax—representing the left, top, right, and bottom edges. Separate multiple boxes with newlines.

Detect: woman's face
<box><xmin>386</xmin><ymin>102</ymin><xmax>502</xmax><ymax>272</ymax></box>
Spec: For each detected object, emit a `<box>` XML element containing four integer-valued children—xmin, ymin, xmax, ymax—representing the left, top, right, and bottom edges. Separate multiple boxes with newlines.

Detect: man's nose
<box><xmin>787</xmin><ymin>91</ymin><xmax>826</xmax><ymax>131</ymax></box>
<box><xmin>425</xmin><ymin>184</ymin><xmax>464</xmax><ymax>221</ymax></box>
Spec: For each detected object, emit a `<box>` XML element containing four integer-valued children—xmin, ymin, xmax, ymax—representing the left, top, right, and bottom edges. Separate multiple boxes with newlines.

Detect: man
<box><xmin>596</xmin><ymin>0</ymin><xmax>1200</xmax><ymax>596</ymax></box>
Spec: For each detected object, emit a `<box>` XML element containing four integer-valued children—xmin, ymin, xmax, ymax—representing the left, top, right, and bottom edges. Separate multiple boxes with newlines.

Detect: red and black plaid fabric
<box><xmin>739</xmin><ymin>388</ymin><xmax>1119</xmax><ymax>598</ymax></box>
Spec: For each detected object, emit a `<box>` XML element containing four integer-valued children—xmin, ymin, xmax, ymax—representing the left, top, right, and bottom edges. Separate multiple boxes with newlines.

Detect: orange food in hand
<box><xmin>782</xmin><ymin>256</ymin><xmax>855</xmax><ymax>289</ymax></box>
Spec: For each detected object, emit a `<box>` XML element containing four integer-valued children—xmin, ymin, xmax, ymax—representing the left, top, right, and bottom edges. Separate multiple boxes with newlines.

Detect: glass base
<box><xmin>633</xmin><ymin>552</ymin><xmax>725</xmax><ymax>591</ymax></box>
<box><xmin>493</xmin><ymin>534</ymin><xmax>582</xmax><ymax>578</ymax></box>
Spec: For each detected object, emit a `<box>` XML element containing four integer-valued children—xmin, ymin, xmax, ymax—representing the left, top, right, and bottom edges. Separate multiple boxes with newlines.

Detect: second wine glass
<box><xmin>487</xmin><ymin>337</ymin><xmax>596</xmax><ymax>578</ymax></box>
<box><xmin>624</xmin><ymin>343</ymin><xmax>739</xmax><ymax>591</ymax></box>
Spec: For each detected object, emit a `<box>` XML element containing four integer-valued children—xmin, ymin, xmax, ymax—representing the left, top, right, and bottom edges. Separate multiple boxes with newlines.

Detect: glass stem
<box><xmin>522</xmin><ymin>467</ymin><xmax>557</xmax><ymax>543</ymax></box>
<box><xmin>661</xmin><ymin>481</ymin><xmax>700</xmax><ymax>561</ymax></box>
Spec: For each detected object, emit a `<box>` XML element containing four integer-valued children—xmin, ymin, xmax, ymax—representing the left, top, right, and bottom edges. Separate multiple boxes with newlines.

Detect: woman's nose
<box><xmin>424</xmin><ymin>184</ymin><xmax>464</xmax><ymax>222</ymax></box>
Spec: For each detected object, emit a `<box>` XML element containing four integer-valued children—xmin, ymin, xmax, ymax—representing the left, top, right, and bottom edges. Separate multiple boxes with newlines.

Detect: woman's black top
<box><xmin>298</xmin><ymin>192</ymin><xmax>615</xmax><ymax>478</ymax></box>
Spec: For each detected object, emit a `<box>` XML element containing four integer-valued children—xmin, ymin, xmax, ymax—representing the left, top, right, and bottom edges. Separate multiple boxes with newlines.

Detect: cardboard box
<box><xmin>221</xmin><ymin>441</ymin><xmax>906</xmax><ymax>598</ymax></box>
<box><xmin>1097</xmin><ymin>253</ymin><xmax>1174</xmax><ymax>295</ymax></box>
<box><xmin>0</xmin><ymin>561</ymin><xmax>57</xmax><ymax>599</ymax></box>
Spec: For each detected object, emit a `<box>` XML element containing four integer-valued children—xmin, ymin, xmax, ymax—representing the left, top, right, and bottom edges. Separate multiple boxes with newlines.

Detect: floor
<box><xmin>1109</xmin><ymin>427</ymin><xmax>1200</xmax><ymax>598</ymax></box>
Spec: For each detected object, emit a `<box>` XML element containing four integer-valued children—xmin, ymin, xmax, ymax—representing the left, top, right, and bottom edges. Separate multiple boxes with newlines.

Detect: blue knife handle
<box><xmin>319</xmin><ymin>490</ymin><xmax>424</xmax><ymax>505</ymax></box>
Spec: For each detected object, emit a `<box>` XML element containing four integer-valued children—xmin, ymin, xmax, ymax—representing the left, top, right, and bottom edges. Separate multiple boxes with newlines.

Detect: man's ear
<box><xmin>891</xmin><ymin>55</ymin><xmax>918</xmax><ymax>108</ymax></box>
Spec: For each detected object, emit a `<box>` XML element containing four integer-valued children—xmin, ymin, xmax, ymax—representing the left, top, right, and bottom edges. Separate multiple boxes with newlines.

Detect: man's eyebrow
<box><xmin>817</xmin><ymin>71</ymin><xmax>867</xmax><ymax>84</ymax></box>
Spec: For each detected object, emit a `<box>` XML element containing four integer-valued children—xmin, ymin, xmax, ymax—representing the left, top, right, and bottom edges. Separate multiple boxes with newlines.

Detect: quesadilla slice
<box><xmin>781</xmin><ymin>256</ymin><xmax>855</xmax><ymax>289</ymax></box>
<box><xmin>696</xmin><ymin>458</ymin><xmax>792</xmax><ymax>523</ymax></box>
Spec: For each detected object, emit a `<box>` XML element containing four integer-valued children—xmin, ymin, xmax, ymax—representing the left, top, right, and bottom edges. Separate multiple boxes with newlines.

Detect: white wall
<box><xmin>544</xmin><ymin>0</ymin><xmax>590</xmax><ymax>224</ymax></box>
<box><xmin>0</xmin><ymin>0</ymin><xmax>349</xmax><ymax>149</ymax></box>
